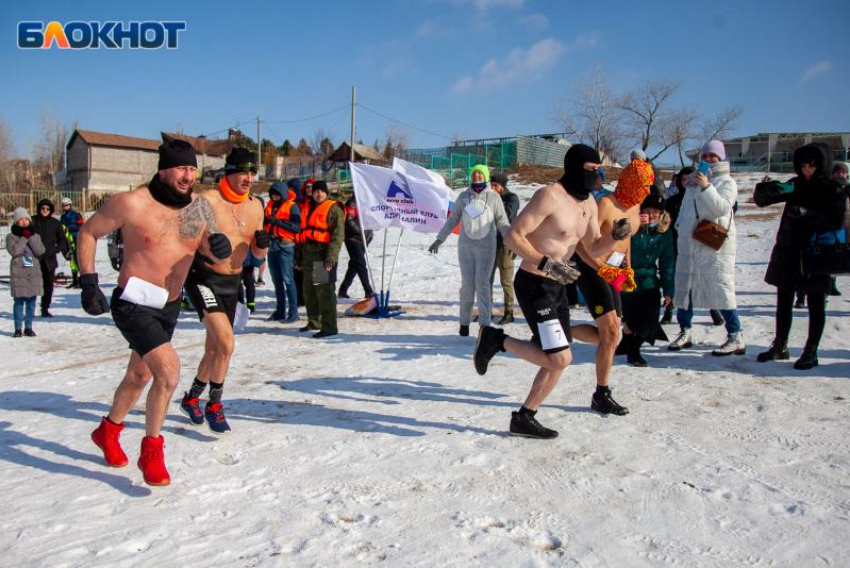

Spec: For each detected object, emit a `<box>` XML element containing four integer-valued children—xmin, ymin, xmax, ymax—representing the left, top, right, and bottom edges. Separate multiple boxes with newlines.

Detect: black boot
<box><xmin>474</xmin><ymin>326</ymin><xmax>506</xmax><ymax>375</ymax></box>
<box><xmin>615</xmin><ymin>333</ymin><xmax>634</xmax><ymax>356</ymax></box>
<box><xmin>627</xmin><ymin>337</ymin><xmax>647</xmax><ymax>367</ymax></box>
<box><xmin>793</xmin><ymin>343</ymin><xmax>819</xmax><ymax>370</ymax></box>
<box><xmin>757</xmin><ymin>339</ymin><xmax>789</xmax><ymax>362</ymax></box>
<box><xmin>40</xmin><ymin>308</ymin><xmax>53</xmax><ymax>318</ymax></box>
<box><xmin>459</xmin><ymin>324</ymin><xmax>470</xmax><ymax>337</ymax></box>
<box><xmin>660</xmin><ymin>305</ymin><xmax>673</xmax><ymax>324</ymax></box>
<box><xmin>829</xmin><ymin>278</ymin><xmax>841</xmax><ymax>296</ymax></box>
<box><xmin>509</xmin><ymin>407</ymin><xmax>558</xmax><ymax>439</ymax></box>
<box><xmin>591</xmin><ymin>386</ymin><xmax>629</xmax><ymax>416</ymax></box>
<box><xmin>710</xmin><ymin>309</ymin><xmax>724</xmax><ymax>326</ymax></box>
<box><xmin>497</xmin><ymin>311</ymin><xmax>515</xmax><ymax>325</ymax></box>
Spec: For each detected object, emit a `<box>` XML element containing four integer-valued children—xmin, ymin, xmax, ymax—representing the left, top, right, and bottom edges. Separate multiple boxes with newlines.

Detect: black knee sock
<box><xmin>208</xmin><ymin>381</ymin><xmax>224</xmax><ymax>405</ymax></box>
<box><xmin>188</xmin><ymin>377</ymin><xmax>207</xmax><ymax>399</ymax></box>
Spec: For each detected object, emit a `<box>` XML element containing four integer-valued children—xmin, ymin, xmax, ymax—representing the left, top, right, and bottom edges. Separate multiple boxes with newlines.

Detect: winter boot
<box><xmin>668</xmin><ymin>329</ymin><xmax>692</xmax><ymax>351</ymax></box>
<box><xmin>710</xmin><ymin>309</ymin><xmax>725</xmax><ymax>326</ymax></box>
<box><xmin>757</xmin><ymin>339</ymin><xmax>789</xmax><ymax>362</ymax></box>
<box><xmin>615</xmin><ymin>333</ymin><xmax>635</xmax><ymax>356</ymax></box>
<box><xmin>13</xmin><ymin>330</ymin><xmax>22</xmax><ymax>338</ymax></box>
<box><xmin>138</xmin><ymin>435</ymin><xmax>170</xmax><ymax>486</ymax></box>
<box><xmin>40</xmin><ymin>308</ymin><xmax>53</xmax><ymax>318</ymax></box>
<box><xmin>509</xmin><ymin>408</ymin><xmax>558</xmax><ymax>439</ymax></box>
<box><xmin>459</xmin><ymin>324</ymin><xmax>470</xmax><ymax>337</ymax></box>
<box><xmin>627</xmin><ymin>337</ymin><xmax>647</xmax><ymax>367</ymax></box>
<box><xmin>474</xmin><ymin>326</ymin><xmax>506</xmax><ymax>375</ymax></box>
<box><xmin>23</xmin><ymin>328</ymin><xmax>36</xmax><ymax>337</ymax></box>
<box><xmin>793</xmin><ymin>344</ymin><xmax>819</xmax><ymax>370</ymax></box>
<box><xmin>91</xmin><ymin>417</ymin><xmax>129</xmax><ymax>468</ymax></box>
<box><xmin>591</xmin><ymin>386</ymin><xmax>629</xmax><ymax>416</ymax></box>
<box><xmin>497</xmin><ymin>311</ymin><xmax>515</xmax><ymax>325</ymax></box>
<box><xmin>660</xmin><ymin>304</ymin><xmax>673</xmax><ymax>324</ymax></box>
<box><xmin>712</xmin><ymin>332</ymin><xmax>746</xmax><ymax>356</ymax></box>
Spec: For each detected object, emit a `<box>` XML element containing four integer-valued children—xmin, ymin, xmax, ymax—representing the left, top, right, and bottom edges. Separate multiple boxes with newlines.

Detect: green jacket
<box><xmin>298</xmin><ymin>201</ymin><xmax>345</xmax><ymax>265</ymax></box>
<box><xmin>631</xmin><ymin>225</ymin><xmax>675</xmax><ymax>296</ymax></box>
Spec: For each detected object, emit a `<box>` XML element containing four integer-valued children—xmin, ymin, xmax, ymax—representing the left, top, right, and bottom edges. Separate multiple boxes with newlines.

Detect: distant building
<box><xmin>64</xmin><ymin>129</ymin><xmax>233</xmax><ymax>192</ymax></box>
<box><xmin>688</xmin><ymin>132</ymin><xmax>850</xmax><ymax>172</ymax></box>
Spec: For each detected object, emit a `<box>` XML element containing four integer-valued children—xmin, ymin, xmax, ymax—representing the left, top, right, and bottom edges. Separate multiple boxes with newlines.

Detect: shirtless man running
<box><xmin>180</xmin><ymin>147</ymin><xmax>269</xmax><ymax>434</ymax></box>
<box><xmin>473</xmin><ymin>144</ymin><xmax>632</xmax><ymax>439</ymax></box>
<box><xmin>81</xmin><ymin>139</ymin><xmax>232</xmax><ymax>486</ymax></box>
<box><xmin>571</xmin><ymin>158</ymin><xmax>654</xmax><ymax>417</ymax></box>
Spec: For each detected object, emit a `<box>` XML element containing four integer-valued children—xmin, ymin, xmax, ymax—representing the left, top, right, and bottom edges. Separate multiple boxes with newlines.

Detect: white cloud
<box><xmin>451</xmin><ymin>38</ymin><xmax>565</xmax><ymax>95</ymax></box>
<box><xmin>519</xmin><ymin>13</ymin><xmax>549</xmax><ymax>28</ymax></box>
<box><xmin>801</xmin><ymin>61</ymin><xmax>832</xmax><ymax>84</ymax></box>
<box><xmin>447</xmin><ymin>0</ymin><xmax>525</xmax><ymax>12</ymax></box>
<box><xmin>417</xmin><ymin>19</ymin><xmax>439</xmax><ymax>36</ymax></box>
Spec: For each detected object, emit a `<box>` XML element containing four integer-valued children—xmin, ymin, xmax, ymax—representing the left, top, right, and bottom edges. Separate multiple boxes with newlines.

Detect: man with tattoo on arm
<box><xmin>180</xmin><ymin>148</ymin><xmax>269</xmax><ymax>434</ymax></box>
<box><xmin>473</xmin><ymin>145</ymin><xmax>632</xmax><ymax>439</ymax></box>
<box><xmin>81</xmin><ymin>139</ymin><xmax>232</xmax><ymax>486</ymax></box>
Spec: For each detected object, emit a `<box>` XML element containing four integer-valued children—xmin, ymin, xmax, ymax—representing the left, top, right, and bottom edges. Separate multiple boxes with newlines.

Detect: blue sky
<box><xmin>2</xmin><ymin>0</ymin><xmax>847</xmax><ymax>164</ymax></box>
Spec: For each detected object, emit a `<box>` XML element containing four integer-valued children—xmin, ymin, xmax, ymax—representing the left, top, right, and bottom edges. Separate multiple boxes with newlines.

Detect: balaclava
<box><xmin>615</xmin><ymin>159</ymin><xmax>654</xmax><ymax>209</ymax></box>
<box><xmin>560</xmin><ymin>144</ymin><xmax>601</xmax><ymax>201</ymax></box>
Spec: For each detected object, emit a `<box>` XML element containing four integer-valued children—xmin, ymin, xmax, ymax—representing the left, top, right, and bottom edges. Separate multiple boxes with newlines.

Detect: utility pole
<box><xmin>350</xmin><ymin>85</ymin><xmax>356</xmax><ymax>163</ymax></box>
<box><xmin>256</xmin><ymin>116</ymin><xmax>262</xmax><ymax>180</ymax></box>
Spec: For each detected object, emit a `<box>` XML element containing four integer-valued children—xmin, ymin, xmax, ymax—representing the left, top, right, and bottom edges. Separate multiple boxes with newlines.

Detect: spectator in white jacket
<box><xmin>429</xmin><ymin>164</ymin><xmax>510</xmax><ymax>336</ymax></box>
<box><xmin>668</xmin><ymin>140</ymin><xmax>745</xmax><ymax>356</ymax></box>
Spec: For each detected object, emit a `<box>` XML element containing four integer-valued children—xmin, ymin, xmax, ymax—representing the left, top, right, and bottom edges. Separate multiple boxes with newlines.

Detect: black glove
<box><xmin>428</xmin><ymin>240</ymin><xmax>441</xmax><ymax>254</ymax></box>
<box><xmin>80</xmin><ymin>273</ymin><xmax>109</xmax><ymax>315</ymax></box>
<box><xmin>786</xmin><ymin>205</ymin><xmax>814</xmax><ymax>219</ymax></box>
<box><xmin>264</xmin><ymin>215</ymin><xmax>277</xmax><ymax>227</ymax></box>
<box><xmin>539</xmin><ymin>256</ymin><xmax>581</xmax><ymax>285</ymax></box>
<box><xmin>208</xmin><ymin>233</ymin><xmax>232</xmax><ymax>260</ymax></box>
<box><xmin>611</xmin><ymin>218</ymin><xmax>632</xmax><ymax>241</ymax></box>
<box><xmin>254</xmin><ymin>230</ymin><xmax>271</xmax><ymax>249</ymax></box>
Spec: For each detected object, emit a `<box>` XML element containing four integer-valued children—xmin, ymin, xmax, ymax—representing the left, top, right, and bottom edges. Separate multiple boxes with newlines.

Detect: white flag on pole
<box><xmin>392</xmin><ymin>157</ymin><xmax>448</xmax><ymax>186</ymax></box>
<box><xmin>350</xmin><ymin>163</ymin><xmax>450</xmax><ymax>233</ymax></box>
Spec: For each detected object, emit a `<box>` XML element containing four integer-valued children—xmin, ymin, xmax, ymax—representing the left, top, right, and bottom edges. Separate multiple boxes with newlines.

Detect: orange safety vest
<box><xmin>264</xmin><ymin>199</ymin><xmax>297</xmax><ymax>242</ymax></box>
<box><xmin>302</xmin><ymin>199</ymin><xmax>338</xmax><ymax>244</ymax></box>
<box><xmin>296</xmin><ymin>199</ymin><xmax>311</xmax><ymax>245</ymax></box>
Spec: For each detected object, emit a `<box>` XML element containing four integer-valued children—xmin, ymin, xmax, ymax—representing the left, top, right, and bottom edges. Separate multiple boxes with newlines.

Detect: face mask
<box><xmin>471</xmin><ymin>182</ymin><xmax>487</xmax><ymax>193</ymax></box>
<box><xmin>837</xmin><ymin>175</ymin><xmax>848</xmax><ymax>187</ymax></box>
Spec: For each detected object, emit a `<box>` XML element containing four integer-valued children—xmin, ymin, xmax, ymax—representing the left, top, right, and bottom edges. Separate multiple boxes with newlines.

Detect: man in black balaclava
<box><xmin>472</xmin><ymin>143</ymin><xmax>632</xmax><ymax>440</ymax></box>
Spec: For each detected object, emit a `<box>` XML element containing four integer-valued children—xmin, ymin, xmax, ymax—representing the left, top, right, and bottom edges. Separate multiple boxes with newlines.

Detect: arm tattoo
<box><xmin>178</xmin><ymin>195</ymin><xmax>219</xmax><ymax>239</ymax></box>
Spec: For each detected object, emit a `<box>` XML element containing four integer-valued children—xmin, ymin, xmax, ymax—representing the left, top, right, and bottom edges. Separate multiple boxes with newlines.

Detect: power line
<box><xmin>356</xmin><ymin>103</ymin><xmax>452</xmax><ymax>141</ymax></box>
<box><xmin>263</xmin><ymin>105</ymin><xmax>348</xmax><ymax>125</ymax></box>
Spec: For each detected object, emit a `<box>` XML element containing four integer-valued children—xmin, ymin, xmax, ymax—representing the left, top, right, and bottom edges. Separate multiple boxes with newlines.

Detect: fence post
<box><xmin>82</xmin><ymin>187</ymin><xmax>87</xmax><ymax>214</ymax></box>
<box><xmin>29</xmin><ymin>190</ymin><xmax>34</xmax><ymax>215</ymax></box>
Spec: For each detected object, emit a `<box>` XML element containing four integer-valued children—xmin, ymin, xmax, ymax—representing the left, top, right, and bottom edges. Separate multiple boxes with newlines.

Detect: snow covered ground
<box><xmin>1</xmin><ymin>176</ymin><xmax>848</xmax><ymax>567</ymax></box>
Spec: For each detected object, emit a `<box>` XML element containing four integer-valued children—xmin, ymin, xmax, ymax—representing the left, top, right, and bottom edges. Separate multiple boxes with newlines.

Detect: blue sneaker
<box><xmin>204</xmin><ymin>402</ymin><xmax>231</xmax><ymax>435</ymax></box>
<box><xmin>179</xmin><ymin>392</ymin><xmax>204</xmax><ymax>426</ymax></box>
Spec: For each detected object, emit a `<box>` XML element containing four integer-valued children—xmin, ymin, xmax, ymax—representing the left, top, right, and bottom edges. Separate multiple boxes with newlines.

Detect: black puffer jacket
<box><xmin>31</xmin><ymin>199</ymin><xmax>70</xmax><ymax>273</ymax></box>
<box><xmin>756</xmin><ymin>144</ymin><xmax>846</xmax><ymax>294</ymax></box>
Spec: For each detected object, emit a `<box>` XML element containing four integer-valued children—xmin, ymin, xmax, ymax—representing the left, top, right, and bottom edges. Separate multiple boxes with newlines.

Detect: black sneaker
<box><xmin>709</xmin><ymin>309</ymin><xmax>724</xmax><ymax>326</ymax></box>
<box><xmin>591</xmin><ymin>388</ymin><xmax>629</xmax><ymax>416</ymax></box>
<box><xmin>509</xmin><ymin>411</ymin><xmax>558</xmax><ymax>439</ymax></box>
<box><xmin>474</xmin><ymin>326</ymin><xmax>505</xmax><ymax>376</ymax></box>
<box><xmin>459</xmin><ymin>324</ymin><xmax>469</xmax><ymax>337</ymax></box>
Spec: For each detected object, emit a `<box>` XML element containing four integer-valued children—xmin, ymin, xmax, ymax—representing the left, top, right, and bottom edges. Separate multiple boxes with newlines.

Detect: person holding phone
<box><xmin>668</xmin><ymin>140</ymin><xmax>744</xmax><ymax>356</ymax></box>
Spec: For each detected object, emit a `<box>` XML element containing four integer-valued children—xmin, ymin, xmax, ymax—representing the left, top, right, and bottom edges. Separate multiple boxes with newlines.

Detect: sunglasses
<box><xmin>231</xmin><ymin>163</ymin><xmax>258</xmax><ymax>175</ymax></box>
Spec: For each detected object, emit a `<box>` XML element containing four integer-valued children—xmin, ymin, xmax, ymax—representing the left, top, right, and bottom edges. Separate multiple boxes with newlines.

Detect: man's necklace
<box><xmin>231</xmin><ymin>203</ymin><xmax>245</xmax><ymax>227</ymax></box>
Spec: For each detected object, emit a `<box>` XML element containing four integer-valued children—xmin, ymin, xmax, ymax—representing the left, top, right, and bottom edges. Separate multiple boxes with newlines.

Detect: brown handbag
<box><xmin>692</xmin><ymin>200</ymin><xmax>731</xmax><ymax>251</ymax></box>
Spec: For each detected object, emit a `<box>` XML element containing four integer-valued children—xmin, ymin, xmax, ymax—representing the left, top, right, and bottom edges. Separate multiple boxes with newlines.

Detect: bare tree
<box><xmin>385</xmin><ymin>125</ymin><xmax>408</xmax><ymax>154</ymax></box>
<box><xmin>33</xmin><ymin>111</ymin><xmax>69</xmax><ymax>190</ymax></box>
<box><xmin>0</xmin><ymin>117</ymin><xmax>15</xmax><ymax>192</ymax></box>
<box><xmin>657</xmin><ymin>107</ymin><xmax>699</xmax><ymax>165</ymax></box>
<box><xmin>699</xmin><ymin>106</ymin><xmax>743</xmax><ymax>148</ymax></box>
<box><xmin>618</xmin><ymin>80</ymin><xmax>679</xmax><ymax>152</ymax></box>
<box><xmin>310</xmin><ymin>128</ymin><xmax>331</xmax><ymax>158</ymax></box>
<box><xmin>552</xmin><ymin>67</ymin><xmax>627</xmax><ymax>163</ymax></box>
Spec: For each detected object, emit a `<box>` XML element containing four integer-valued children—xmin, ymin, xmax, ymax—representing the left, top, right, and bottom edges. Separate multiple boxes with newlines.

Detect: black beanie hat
<box><xmin>158</xmin><ymin>139</ymin><xmax>197</xmax><ymax>170</ymax></box>
<box><xmin>312</xmin><ymin>180</ymin><xmax>329</xmax><ymax>193</ymax></box>
<box><xmin>490</xmin><ymin>172</ymin><xmax>509</xmax><ymax>188</ymax></box>
<box><xmin>640</xmin><ymin>193</ymin><xmax>666</xmax><ymax>212</ymax></box>
<box><xmin>225</xmin><ymin>147</ymin><xmax>258</xmax><ymax>173</ymax></box>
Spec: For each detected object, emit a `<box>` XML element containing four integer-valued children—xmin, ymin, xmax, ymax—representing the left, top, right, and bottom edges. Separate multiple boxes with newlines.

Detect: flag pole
<box><xmin>379</xmin><ymin>229</ymin><xmax>388</xmax><ymax>314</ymax></box>
<box><xmin>386</xmin><ymin>228</ymin><xmax>404</xmax><ymax>308</ymax></box>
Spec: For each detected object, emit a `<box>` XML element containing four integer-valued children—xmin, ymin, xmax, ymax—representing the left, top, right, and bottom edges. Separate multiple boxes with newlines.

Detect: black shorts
<box><xmin>576</xmin><ymin>258</ymin><xmax>622</xmax><ymax>319</ymax></box>
<box><xmin>514</xmin><ymin>269</ymin><xmax>572</xmax><ymax>354</ymax></box>
<box><xmin>184</xmin><ymin>262</ymin><xmax>241</xmax><ymax>326</ymax></box>
<box><xmin>111</xmin><ymin>287</ymin><xmax>181</xmax><ymax>357</ymax></box>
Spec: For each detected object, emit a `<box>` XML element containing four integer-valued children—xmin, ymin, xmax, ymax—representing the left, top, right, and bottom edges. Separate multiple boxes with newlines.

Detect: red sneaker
<box><xmin>91</xmin><ymin>417</ymin><xmax>129</xmax><ymax>468</ymax></box>
<box><xmin>138</xmin><ymin>435</ymin><xmax>170</xmax><ymax>486</ymax></box>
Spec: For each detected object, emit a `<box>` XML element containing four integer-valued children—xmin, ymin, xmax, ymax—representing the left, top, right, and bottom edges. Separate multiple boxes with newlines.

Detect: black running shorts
<box><xmin>514</xmin><ymin>269</ymin><xmax>571</xmax><ymax>353</ymax></box>
<box><xmin>576</xmin><ymin>258</ymin><xmax>622</xmax><ymax>320</ymax></box>
<box><xmin>184</xmin><ymin>261</ymin><xmax>241</xmax><ymax>326</ymax></box>
<box><xmin>111</xmin><ymin>287</ymin><xmax>181</xmax><ymax>357</ymax></box>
